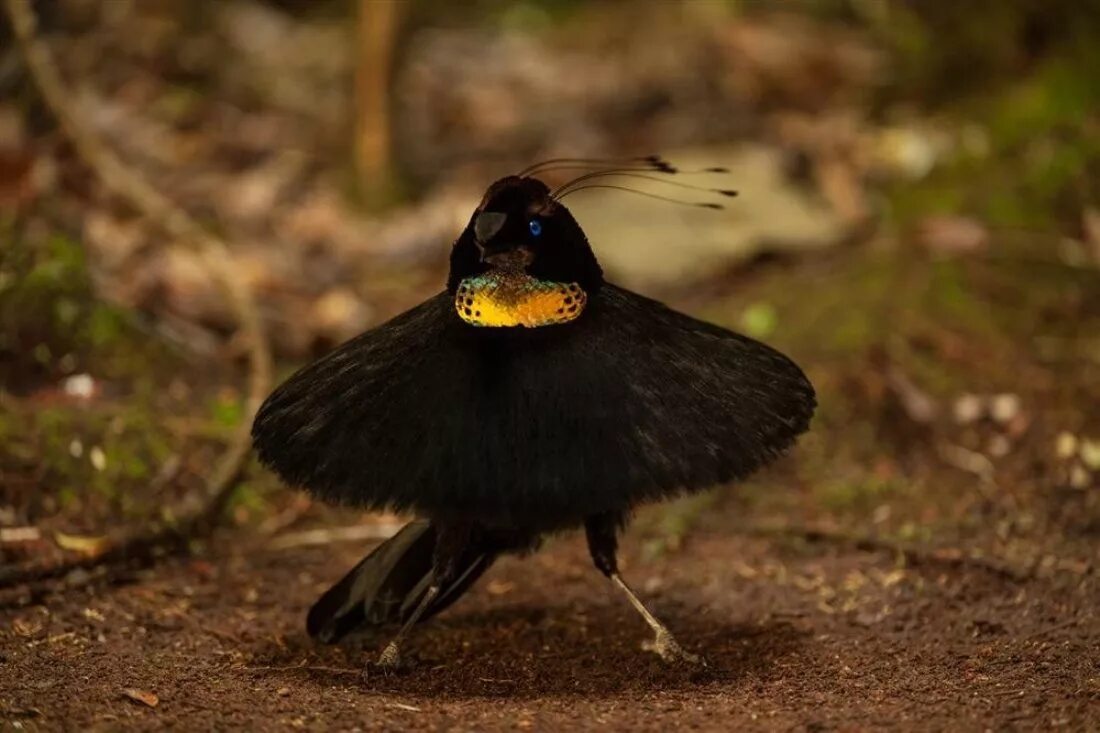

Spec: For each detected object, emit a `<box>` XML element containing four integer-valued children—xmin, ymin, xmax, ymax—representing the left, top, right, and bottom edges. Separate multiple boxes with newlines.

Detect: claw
<box><xmin>643</xmin><ymin>630</ymin><xmax>706</xmax><ymax>666</ymax></box>
<box><xmin>376</xmin><ymin>641</ymin><xmax>403</xmax><ymax>670</ymax></box>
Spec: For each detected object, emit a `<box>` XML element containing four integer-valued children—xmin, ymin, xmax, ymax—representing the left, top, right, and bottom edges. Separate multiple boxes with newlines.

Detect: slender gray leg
<box><xmin>585</xmin><ymin>513</ymin><xmax>704</xmax><ymax>666</ymax></box>
<box><xmin>609</xmin><ymin>572</ymin><xmax>703</xmax><ymax>665</ymax></box>
<box><xmin>374</xmin><ymin>521</ymin><xmax>470</xmax><ymax>671</ymax></box>
<box><xmin>375</xmin><ymin>584</ymin><xmax>440</xmax><ymax>669</ymax></box>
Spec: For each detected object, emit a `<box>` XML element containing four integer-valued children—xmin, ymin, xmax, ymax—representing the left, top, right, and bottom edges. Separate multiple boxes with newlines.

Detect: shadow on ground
<box><xmin>245</xmin><ymin>605</ymin><xmax>807</xmax><ymax>700</ymax></box>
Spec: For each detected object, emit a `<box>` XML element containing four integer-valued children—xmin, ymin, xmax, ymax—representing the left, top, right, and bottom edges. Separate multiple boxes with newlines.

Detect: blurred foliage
<box><xmin>0</xmin><ymin>220</ymin><xmax>151</xmax><ymax>392</ymax></box>
<box><xmin>715</xmin><ymin>238</ymin><xmax>1100</xmax><ymax>541</ymax></box>
<box><xmin>5</xmin><ymin>400</ymin><xmax>174</xmax><ymax>522</ymax></box>
<box><xmin>850</xmin><ymin>0</ymin><xmax>1100</xmax><ymax>228</ymax></box>
<box><xmin>3</xmin><ymin>0</ymin><xmax>1098</xmax><ymax>553</ymax></box>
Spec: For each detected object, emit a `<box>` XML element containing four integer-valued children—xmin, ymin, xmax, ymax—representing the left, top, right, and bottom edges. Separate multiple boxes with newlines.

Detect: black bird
<box><xmin>251</xmin><ymin>158</ymin><xmax>816</xmax><ymax>670</ymax></box>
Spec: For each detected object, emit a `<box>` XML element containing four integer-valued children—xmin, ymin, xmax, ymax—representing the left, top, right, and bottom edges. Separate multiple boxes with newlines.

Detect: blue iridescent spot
<box><xmin>528</xmin><ymin>218</ymin><xmax>542</xmax><ymax>237</ymax></box>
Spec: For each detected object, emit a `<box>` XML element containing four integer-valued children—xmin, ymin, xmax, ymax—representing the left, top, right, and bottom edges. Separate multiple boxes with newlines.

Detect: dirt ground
<box><xmin>3</xmin><ymin>497</ymin><xmax>1097</xmax><ymax>731</ymax></box>
<box><xmin>4</xmin><ymin>243</ymin><xmax>1100</xmax><ymax>731</ymax></box>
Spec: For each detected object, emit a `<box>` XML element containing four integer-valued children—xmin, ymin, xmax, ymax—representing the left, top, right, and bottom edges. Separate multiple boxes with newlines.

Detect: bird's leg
<box><xmin>585</xmin><ymin>513</ymin><xmax>704</xmax><ymax>666</ymax></box>
<box><xmin>374</xmin><ymin>587</ymin><xmax>437</xmax><ymax>670</ymax></box>
<box><xmin>375</xmin><ymin>521</ymin><xmax>471</xmax><ymax>671</ymax></box>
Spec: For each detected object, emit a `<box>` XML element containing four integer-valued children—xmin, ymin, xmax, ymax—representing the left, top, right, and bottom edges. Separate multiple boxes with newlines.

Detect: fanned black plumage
<box><xmin>306</xmin><ymin>520</ymin><xmax>498</xmax><ymax>643</ymax></box>
<box><xmin>252</xmin><ymin>283</ymin><xmax>814</xmax><ymax>530</ymax></box>
<box><xmin>255</xmin><ymin>171</ymin><xmax>817</xmax><ymax>659</ymax></box>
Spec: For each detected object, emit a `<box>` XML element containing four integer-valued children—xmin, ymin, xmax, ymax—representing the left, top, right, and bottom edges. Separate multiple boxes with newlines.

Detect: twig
<box><xmin>1020</xmin><ymin>618</ymin><xmax>1078</xmax><ymax>642</ymax></box>
<box><xmin>265</xmin><ymin>523</ymin><xmax>403</xmax><ymax>551</ymax></box>
<box><xmin>0</xmin><ymin>0</ymin><xmax>272</xmax><ymax>591</ymax></box>
<box><xmin>242</xmin><ymin>664</ymin><xmax>362</xmax><ymax>676</ymax></box>
<box><xmin>742</xmin><ymin>523</ymin><xmax>1032</xmax><ymax>583</ymax></box>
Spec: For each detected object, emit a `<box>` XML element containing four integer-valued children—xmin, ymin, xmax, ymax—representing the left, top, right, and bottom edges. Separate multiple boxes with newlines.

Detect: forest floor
<box><xmin>4</xmin><ymin>243</ymin><xmax>1099</xmax><ymax>731</ymax></box>
<box><xmin>2</xmin><ymin>507</ymin><xmax>1098</xmax><ymax>731</ymax></box>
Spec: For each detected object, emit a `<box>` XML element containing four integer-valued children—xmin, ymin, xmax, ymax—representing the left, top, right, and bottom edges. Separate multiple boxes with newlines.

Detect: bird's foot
<box><xmin>377</xmin><ymin>640</ymin><xmax>402</xmax><ymax>668</ymax></box>
<box><xmin>365</xmin><ymin>641</ymin><xmax>407</xmax><ymax>677</ymax></box>
<box><xmin>642</xmin><ymin>630</ymin><xmax>706</xmax><ymax>666</ymax></box>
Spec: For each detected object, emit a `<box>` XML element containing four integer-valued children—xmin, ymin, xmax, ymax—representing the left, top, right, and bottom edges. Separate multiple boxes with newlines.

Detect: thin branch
<box><xmin>0</xmin><ymin>0</ymin><xmax>272</xmax><ymax>590</ymax></box>
<box><xmin>265</xmin><ymin>523</ymin><xmax>403</xmax><ymax>551</ymax></box>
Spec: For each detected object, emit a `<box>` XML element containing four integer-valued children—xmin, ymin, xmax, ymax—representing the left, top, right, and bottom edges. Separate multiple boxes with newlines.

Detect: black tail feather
<box><xmin>306</xmin><ymin>520</ymin><xmax>496</xmax><ymax>644</ymax></box>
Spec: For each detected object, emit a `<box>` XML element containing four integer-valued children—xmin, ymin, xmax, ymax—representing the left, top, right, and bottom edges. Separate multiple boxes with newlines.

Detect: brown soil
<box><xmin>3</xmin><ymin>514</ymin><xmax>1097</xmax><ymax>731</ymax></box>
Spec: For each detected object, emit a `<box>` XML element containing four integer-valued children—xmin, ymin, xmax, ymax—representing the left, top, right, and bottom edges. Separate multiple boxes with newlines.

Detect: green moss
<box><xmin>815</xmin><ymin>476</ymin><xmax>898</xmax><ymax>513</ymax></box>
<box><xmin>739</xmin><ymin>302</ymin><xmax>779</xmax><ymax>339</ymax></box>
<box><xmin>640</xmin><ymin>490</ymin><xmax>723</xmax><ymax>560</ymax></box>
<box><xmin>884</xmin><ymin>53</ymin><xmax>1100</xmax><ymax>229</ymax></box>
<box><xmin>209</xmin><ymin>392</ymin><xmax>244</xmax><ymax>428</ymax></box>
<box><xmin>15</xmin><ymin>401</ymin><xmax>184</xmax><ymax>521</ymax></box>
<box><xmin>0</xmin><ymin>226</ymin><xmax>164</xmax><ymax>386</ymax></box>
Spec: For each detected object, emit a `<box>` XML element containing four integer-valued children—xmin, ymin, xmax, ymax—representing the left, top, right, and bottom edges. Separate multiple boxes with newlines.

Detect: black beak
<box><xmin>474</xmin><ymin>211</ymin><xmax>507</xmax><ymax>245</ymax></box>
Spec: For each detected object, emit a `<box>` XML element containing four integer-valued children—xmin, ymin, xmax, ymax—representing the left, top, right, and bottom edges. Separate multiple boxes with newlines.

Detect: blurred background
<box><xmin>2</xmin><ymin>0</ymin><xmax>1099</xmax><ymax>599</ymax></box>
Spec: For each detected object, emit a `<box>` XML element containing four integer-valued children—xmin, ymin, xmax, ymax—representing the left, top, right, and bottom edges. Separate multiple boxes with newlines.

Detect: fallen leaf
<box><xmin>485</xmin><ymin>579</ymin><xmax>515</xmax><ymax>596</ymax></box>
<box><xmin>916</xmin><ymin>215</ymin><xmax>989</xmax><ymax>256</ymax></box>
<box><xmin>886</xmin><ymin>368</ymin><xmax>938</xmax><ymax>424</ymax></box>
<box><xmin>121</xmin><ymin>689</ymin><xmax>159</xmax><ymax>708</ymax></box>
<box><xmin>1055</xmin><ymin>432</ymin><xmax>1078</xmax><ymax>460</ymax></box>
<box><xmin>54</xmin><ymin>531</ymin><xmax>111</xmax><ymax>557</ymax></box>
<box><xmin>12</xmin><ymin>617</ymin><xmax>44</xmax><ymax>637</ymax></box>
<box><xmin>0</xmin><ymin>526</ymin><xmax>41</xmax><ymax>543</ymax></box>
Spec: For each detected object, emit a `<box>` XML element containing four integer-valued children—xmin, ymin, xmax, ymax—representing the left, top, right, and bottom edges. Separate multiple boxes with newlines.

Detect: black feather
<box><xmin>252</xmin><ymin>283</ymin><xmax>815</xmax><ymax>531</ymax></box>
<box><xmin>306</xmin><ymin>519</ymin><xmax>499</xmax><ymax>643</ymax></box>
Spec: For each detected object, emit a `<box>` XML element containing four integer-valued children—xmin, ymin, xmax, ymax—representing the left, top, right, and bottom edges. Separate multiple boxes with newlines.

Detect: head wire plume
<box><xmin>545</xmin><ymin>159</ymin><xmax>738</xmax><ymax>210</ymax></box>
<box><xmin>518</xmin><ymin>154</ymin><xmax>678</xmax><ymax>177</ymax></box>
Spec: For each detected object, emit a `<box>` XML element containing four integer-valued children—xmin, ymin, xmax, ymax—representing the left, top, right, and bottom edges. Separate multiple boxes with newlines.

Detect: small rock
<box><xmin>1080</xmin><ymin>439</ymin><xmax>1100</xmax><ymax>471</ymax></box>
<box><xmin>90</xmin><ymin>446</ymin><xmax>107</xmax><ymax>471</ymax></box>
<box><xmin>277</xmin><ymin>687</ymin><xmax>291</xmax><ymax>697</ymax></box>
<box><xmin>62</xmin><ymin>373</ymin><xmax>96</xmax><ymax>400</ymax></box>
<box><xmin>1055</xmin><ymin>432</ymin><xmax>1078</xmax><ymax>460</ymax></box>
<box><xmin>989</xmin><ymin>393</ymin><xmax>1021</xmax><ymax>424</ymax></box>
<box><xmin>953</xmin><ymin>393</ymin><xmax>984</xmax><ymax>424</ymax></box>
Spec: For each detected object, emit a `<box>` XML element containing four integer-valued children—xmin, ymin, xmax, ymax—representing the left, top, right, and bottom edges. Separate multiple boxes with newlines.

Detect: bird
<box><xmin>251</xmin><ymin>156</ymin><xmax>816</xmax><ymax>671</ymax></box>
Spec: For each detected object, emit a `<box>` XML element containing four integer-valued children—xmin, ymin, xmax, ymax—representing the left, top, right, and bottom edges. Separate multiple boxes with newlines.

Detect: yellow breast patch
<box><xmin>455</xmin><ymin>273</ymin><xmax>587</xmax><ymax>328</ymax></box>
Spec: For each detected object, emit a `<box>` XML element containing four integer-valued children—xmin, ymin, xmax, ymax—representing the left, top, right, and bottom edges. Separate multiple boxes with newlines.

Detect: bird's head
<box><xmin>447</xmin><ymin>175</ymin><xmax>602</xmax><ymax>297</ymax></box>
<box><xmin>446</xmin><ymin>157</ymin><xmax>734</xmax><ymax>328</ymax></box>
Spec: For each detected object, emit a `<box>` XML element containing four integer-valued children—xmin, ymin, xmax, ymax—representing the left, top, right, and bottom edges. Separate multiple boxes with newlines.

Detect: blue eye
<box><xmin>528</xmin><ymin>218</ymin><xmax>542</xmax><ymax>237</ymax></box>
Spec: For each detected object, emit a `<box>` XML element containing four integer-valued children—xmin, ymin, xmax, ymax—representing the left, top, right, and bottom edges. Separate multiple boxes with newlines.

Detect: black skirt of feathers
<box><xmin>252</xmin><ymin>284</ymin><xmax>815</xmax><ymax>530</ymax></box>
